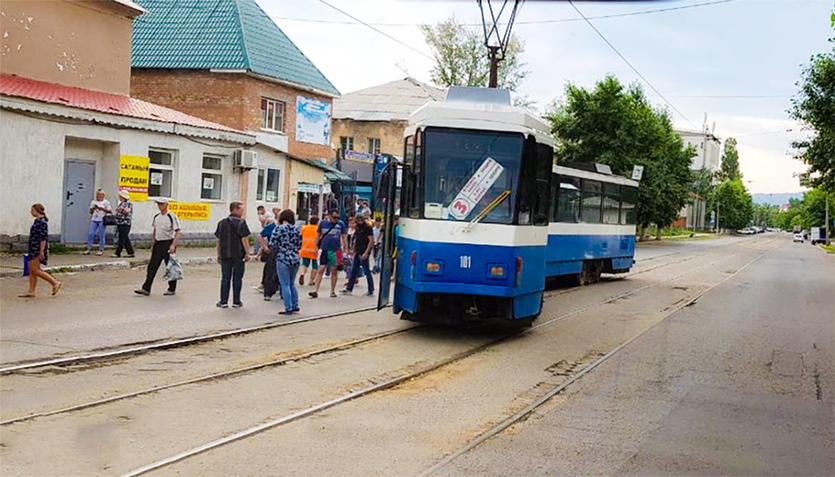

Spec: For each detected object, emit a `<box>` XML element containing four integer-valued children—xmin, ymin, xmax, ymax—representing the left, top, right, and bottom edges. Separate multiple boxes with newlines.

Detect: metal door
<box><xmin>377</xmin><ymin>162</ymin><xmax>400</xmax><ymax>311</ymax></box>
<box><xmin>62</xmin><ymin>160</ymin><xmax>95</xmax><ymax>243</ymax></box>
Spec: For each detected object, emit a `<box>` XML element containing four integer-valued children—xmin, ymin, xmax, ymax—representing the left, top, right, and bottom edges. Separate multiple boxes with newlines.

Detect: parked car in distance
<box><xmin>793</xmin><ymin>233</ymin><xmax>805</xmax><ymax>243</ymax></box>
<box><xmin>737</xmin><ymin>228</ymin><xmax>755</xmax><ymax>235</ymax></box>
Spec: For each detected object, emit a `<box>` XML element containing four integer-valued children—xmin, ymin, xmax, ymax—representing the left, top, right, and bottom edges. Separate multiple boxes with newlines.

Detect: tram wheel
<box><xmin>578</xmin><ymin>260</ymin><xmax>603</xmax><ymax>286</ymax></box>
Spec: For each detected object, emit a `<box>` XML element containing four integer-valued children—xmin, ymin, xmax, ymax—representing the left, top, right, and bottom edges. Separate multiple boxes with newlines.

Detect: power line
<box><xmin>271</xmin><ymin>0</ymin><xmax>739</xmax><ymax>27</ymax></box>
<box><xmin>568</xmin><ymin>1</ymin><xmax>698</xmax><ymax>130</ymax></box>
<box><xmin>315</xmin><ymin>0</ymin><xmax>434</xmax><ymax>61</ymax></box>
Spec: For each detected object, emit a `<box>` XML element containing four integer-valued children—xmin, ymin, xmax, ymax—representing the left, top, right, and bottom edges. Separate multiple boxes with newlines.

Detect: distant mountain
<box><xmin>752</xmin><ymin>192</ymin><xmax>804</xmax><ymax>206</ymax></box>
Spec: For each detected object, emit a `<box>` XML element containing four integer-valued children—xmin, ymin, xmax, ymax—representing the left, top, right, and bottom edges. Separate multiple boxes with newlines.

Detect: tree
<box><xmin>420</xmin><ymin>17</ymin><xmax>528</xmax><ymax>91</ymax></box>
<box><xmin>790</xmin><ymin>40</ymin><xmax>835</xmax><ymax>191</ymax></box>
<box><xmin>713</xmin><ymin>179</ymin><xmax>753</xmax><ymax>230</ymax></box>
<box><xmin>548</xmin><ymin>75</ymin><xmax>695</xmax><ymax>238</ymax></box>
<box><xmin>719</xmin><ymin>137</ymin><xmax>741</xmax><ymax>181</ymax></box>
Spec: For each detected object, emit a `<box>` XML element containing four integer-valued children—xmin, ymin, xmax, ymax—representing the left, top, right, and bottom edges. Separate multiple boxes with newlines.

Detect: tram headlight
<box><xmin>487</xmin><ymin>263</ymin><xmax>506</xmax><ymax>279</ymax></box>
<box><xmin>424</xmin><ymin>260</ymin><xmax>443</xmax><ymax>275</ymax></box>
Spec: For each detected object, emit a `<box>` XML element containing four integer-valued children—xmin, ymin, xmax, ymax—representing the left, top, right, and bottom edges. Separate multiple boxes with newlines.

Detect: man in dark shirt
<box><xmin>341</xmin><ymin>212</ymin><xmax>375</xmax><ymax>296</ymax></box>
<box><xmin>215</xmin><ymin>201</ymin><xmax>251</xmax><ymax>308</ymax></box>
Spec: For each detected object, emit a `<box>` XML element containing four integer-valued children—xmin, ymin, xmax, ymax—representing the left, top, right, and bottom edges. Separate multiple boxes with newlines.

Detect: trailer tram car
<box><xmin>391</xmin><ymin>87</ymin><xmax>639</xmax><ymax>326</ymax></box>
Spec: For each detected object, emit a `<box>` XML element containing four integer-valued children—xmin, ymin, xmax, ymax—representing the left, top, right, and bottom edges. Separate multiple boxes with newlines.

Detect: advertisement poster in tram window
<box><xmin>448</xmin><ymin>157</ymin><xmax>505</xmax><ymax>220</ymax></box>
<box><xmin>295</xmin><ymin>96</ymin><xmax>331</xmax><ymax>146</ymax></box>
<box><xmin>168</xmin><ymin>202</ymin><xmax>211</xmax><ymax>221</ymax></box>
<box><xmin>118</xmin><ymin>155</ymin><xmax>150</xmax><ymax>202</ymax></box>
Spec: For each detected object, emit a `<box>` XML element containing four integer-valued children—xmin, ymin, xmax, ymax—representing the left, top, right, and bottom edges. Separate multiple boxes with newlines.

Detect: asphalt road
<box><xmin>443</xmin><ymin>234</ymin><xmax>834</xmax><ymax>476</ymax></box>
<box><xmin>1</xmin><ymin>233</ymin><xmax>831</xmax><ymax>476</ymax></box>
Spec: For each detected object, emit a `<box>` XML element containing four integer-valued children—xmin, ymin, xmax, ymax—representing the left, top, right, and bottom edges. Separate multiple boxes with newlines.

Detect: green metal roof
<box><xmin>131</xmin><ymin>0</ymin><xmax>340</xmax><ymax>96</ymax></box>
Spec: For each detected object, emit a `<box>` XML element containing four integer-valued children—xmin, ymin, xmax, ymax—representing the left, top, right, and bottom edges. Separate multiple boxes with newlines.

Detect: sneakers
<box><xmin>96</xmin><ymin>251</ymin><xmax>103</xmax><ymax>256</ymax></box>
<box><xmin>364</xmin><ymin>291</ymin><xmax>375</xmax><ymax>297</ymax></box>
<box><xmin>111</xmin><ymin>254</ymin><xmax>121</xmax><ymax>258</ymax></box>
<box><xmin>134</xmin><ymin>289</ymin><xmax>150</xmax><ymax>296</ymax></box>
<box><xmin>216</xmin><ymin>302</ymin><xmax>228</xmax><ymax>308</ymax></box>
<box><xmin>308</xmin><ymin>291</ymin><xmax>318</xmax><ymax>299</ymax></box>
<box><xmin>263</xmin><ymin>296</ymin><xmax>272</xmax><ymax>301</ymax></box>
<box><xmin>340</xmin><ymin>288</ymin><xmax>352</xmax><ymax>295</ymax></box>
<box><xmin>83</xmin><ymin>250</ymin><xmax>91</xmax><ymax>255</ymax></box>
<box><xmin>232</xmin><ymin>302</ymin><xmax>243</xmax><ymax>308</ymax></box>
<box><xmin>163</xmin><ymin>290</ymin><xmax>176</xmax><ymax>296</ymax></box>
<box><xmin>126</xmin><ymin>254</ymin><xmax>135</xmax><ymax>258</ymax></box>
<box><xmin>252</xmin><ymin>285</ymin><xmax>264</xmax><ymax>292</ymax></box>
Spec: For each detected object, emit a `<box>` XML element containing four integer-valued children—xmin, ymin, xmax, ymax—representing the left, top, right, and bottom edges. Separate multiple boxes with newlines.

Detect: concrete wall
<box><xmin>0</xmin><ymin>0</ymin><xmax>135</xmax><ymax>95</ymax></box>
<box><xmin>331</xmin><ymin>118</ymin><xmax>407</xmax><ymax>157</ymax></box>
<box><xmin>0</xmin><ymin>109</ymin><xmax>262</xmax><ymax>243</ymax></box>
<box><xmin>131</xmin><ymin>70</ymin><xmax>335</xmax><ymax>160</ymax></box>
<box><xmin>681</xmin><ymin>133</ymin><xmax>721</xmax><ymax>172</ymax></box>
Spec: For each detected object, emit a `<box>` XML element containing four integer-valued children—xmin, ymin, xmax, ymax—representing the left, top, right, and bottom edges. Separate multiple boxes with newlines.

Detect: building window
<box><xmin>201</xmin><ymin>154</ymin><xmax>224</xmax><ymax>200</ymax></box>
<box><xmin>257</xmin><ymin>167</ymin><xmax>281</xmax><ymax>203</ymax></box>
<box><xmin>261</xmin><ymin>98</ymin><xmax>285</xmax><ymax>132</ymax></box>
<box><xmin>340</xmin><ymin>136</ymin><xmax>354</xmax><ymax>154</ymax></box>
<box><xmin>149</xmin><ymin>148</ymin><xmax>176</xmax><ymax>198</ymax></box>
<box><xmin>367</xmin><ymin>137</ymin><xmax>381</xmax><ymax>155</ymax></box>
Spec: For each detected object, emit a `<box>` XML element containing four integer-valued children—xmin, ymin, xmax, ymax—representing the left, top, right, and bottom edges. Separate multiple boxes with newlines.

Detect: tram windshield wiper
<box><xmin>464</xmin><ymin>190</ymin><xmax>511</xmax><ymax>232</ymax></box>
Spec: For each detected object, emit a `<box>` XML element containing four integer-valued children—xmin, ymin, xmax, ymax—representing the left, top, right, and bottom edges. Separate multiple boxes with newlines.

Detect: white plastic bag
<box><xmin>164</xmin><ymin>253</ymin><xmax>184</xmax><ymax>281</ymax></box>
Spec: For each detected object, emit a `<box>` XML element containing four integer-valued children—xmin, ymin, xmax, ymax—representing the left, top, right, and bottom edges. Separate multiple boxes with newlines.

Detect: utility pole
<box><xmin>488</xmin><ymin>46</ymin><xmax>500</xmax><ymax>88</ymax></box>
<box><xmin>826</xmin><ymin>194</ymin><xmax>831</xmax><ymax>245</ymax></box>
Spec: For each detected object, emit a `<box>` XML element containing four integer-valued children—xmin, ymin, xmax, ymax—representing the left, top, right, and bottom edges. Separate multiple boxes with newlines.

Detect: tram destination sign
<box><xmin>449</xmin><ymin>157</ymin><xmax>505</xmax><ymax>220</ymax></box>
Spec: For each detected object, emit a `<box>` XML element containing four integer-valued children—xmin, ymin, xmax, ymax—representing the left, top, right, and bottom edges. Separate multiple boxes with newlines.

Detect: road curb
<box><xmin>0</xmin><ymin>256</ymin><xmax>217</xmax><ymax>278</ymax></box>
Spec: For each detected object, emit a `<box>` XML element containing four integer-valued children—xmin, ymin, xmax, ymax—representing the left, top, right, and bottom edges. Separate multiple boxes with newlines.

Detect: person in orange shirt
<box><xmin>298</xmin><ymin>216</ymin><xmax>319</xmax><ymax>286</ymax></box>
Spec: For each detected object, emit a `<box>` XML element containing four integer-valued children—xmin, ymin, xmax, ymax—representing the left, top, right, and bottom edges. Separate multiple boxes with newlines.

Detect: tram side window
<box><xmin>534</xmin><ymin>143</ymin><xmax>553</xmax><ymax>225</ymax></box>
<box><xmin>411</xmin><ymin>132</ymin><xmax>423</xmax><ymax>219</ymax></box>
<box><xmin>602</xmin><ymin>183</ymin><xmax>621</xmax><ymax>225</ymax></box>
<box><xmin>550</xmin><ymin>174</ymin><xmax>559</xmax><ymax>222</ymax></box>
<box><xmin>403</xmin><ymin>135</ymin><xmax>416</xmax><ymax>217</ymax></box>
<box><xmin>581</xmin><ymin>179</ymin><xmax>602</xmax><ymax>223</ymax></box>
<box><xmin>556</xmin><ymin>176</ymin><xmax>581</xmax><ymax>223</ymax></box>
<box><xmin>621</xmin><ymin>186</ymin><xmax>638</xmax><ymax>225</ymax></box>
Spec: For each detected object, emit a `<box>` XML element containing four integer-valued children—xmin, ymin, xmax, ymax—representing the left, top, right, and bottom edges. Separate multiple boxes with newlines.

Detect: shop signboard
<box><xmin>169</xmin><ymin>202</ymin><xmax>210</xmax><ymax>221</ymax></box>
<box><xmin>118</xmin><ymin>155</ymin><xmax>150</xmax><ymax>201</ymax></box>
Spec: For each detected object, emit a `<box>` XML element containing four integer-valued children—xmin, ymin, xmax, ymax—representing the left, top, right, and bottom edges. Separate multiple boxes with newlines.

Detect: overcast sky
<box><xmin>263</xmin><ymin>0</ymin><xmax>833</xmax><ymax>194</ymax></box>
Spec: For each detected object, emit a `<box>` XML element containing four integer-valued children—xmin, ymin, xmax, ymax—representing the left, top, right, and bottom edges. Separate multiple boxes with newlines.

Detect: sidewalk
<box><xmin>0</xmin><ymin>246</ymin><xmax>218</xmax><ymax>278</ymax></box>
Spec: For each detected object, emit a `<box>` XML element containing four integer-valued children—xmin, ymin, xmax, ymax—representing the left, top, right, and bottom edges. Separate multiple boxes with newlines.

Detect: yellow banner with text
<box><xmin>169</xmin><ymin>202</ymin><xmax>211</xmax><ymax>221</ymax></box>
<box><xmin>118</xmin><ymin>155</ymin><xmax>150</xmax><ymax>202</ymax></box>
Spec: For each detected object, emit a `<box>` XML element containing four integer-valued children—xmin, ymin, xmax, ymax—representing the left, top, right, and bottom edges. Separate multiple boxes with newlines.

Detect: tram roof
<box><xmin>405</xmin><ymin>87</ymin><xmax>555</xmax><ymax>147</ymax></box>
<box><xmin>553</xmin><ymin>164</ymin><xmax>640</xmax><ymax>188</ymax></box>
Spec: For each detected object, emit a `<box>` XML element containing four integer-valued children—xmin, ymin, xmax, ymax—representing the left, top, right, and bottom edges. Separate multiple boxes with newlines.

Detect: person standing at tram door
<box><xmin>134</xmin><ymin>198</ymin><xmax>181</xmax><ymax>297</ymax></box>
<box><xmin>341</xmin><ymin>212</ymin><xmax>375</xmax><ymax>296</ymax></box>
<box><xmin>309</xmin><ymin>209</ymin><xmax>347</xmax><ymax>299</ymax></box>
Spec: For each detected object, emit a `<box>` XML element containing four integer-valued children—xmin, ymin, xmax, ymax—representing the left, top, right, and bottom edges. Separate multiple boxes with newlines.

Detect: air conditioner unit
<box><xmin>233</xmin><ymin>150</ymin><xmax>258</xmax><ymax>170</ymax></box>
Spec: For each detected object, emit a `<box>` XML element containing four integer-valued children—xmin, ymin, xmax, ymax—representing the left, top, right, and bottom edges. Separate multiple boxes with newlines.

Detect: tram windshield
<box><xmin>422</xmin><ymin>128</ymin><xmax>523</xmax><ymax>224</ymax></box>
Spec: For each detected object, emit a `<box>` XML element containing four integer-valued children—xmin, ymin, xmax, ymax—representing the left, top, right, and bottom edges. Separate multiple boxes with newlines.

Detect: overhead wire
<box><xmin>271</xmin><ymin>0</ymin><xmax>739</xmax><ymax>27</ymax></box>
<box><xmin>315</xmin><ymin>0</ymin><xmax>434</xmax><ymax>61</ymax></box>
<box><xmin>568</xmin><ymin>0</ymin><xmax>699</xmax><ymax>130</ymax></box>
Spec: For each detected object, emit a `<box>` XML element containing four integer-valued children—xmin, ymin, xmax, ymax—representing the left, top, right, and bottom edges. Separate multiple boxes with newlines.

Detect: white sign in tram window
<box><xmin>203</xmin><ymin>177</ymin><xmax>215</xmax><ymax>190</ymax></box>
<box><xmin>448</xmin><ymin>157</ymin><xmax>505</xmax><ymax>220</ymax></box>
<box><xmin>150</xmin><ymin>172</ymin><xmax>164</xmax><ymax>186</ymax></box>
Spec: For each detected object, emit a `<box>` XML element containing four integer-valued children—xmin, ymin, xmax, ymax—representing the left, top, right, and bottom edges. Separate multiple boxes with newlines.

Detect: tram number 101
<box><xmin>459</xmin><ymin>255</ymin><xmax>472</xmax><ymax>269</ymax></box>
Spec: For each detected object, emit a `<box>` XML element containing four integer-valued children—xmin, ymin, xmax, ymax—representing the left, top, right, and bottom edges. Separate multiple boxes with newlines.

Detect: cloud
<box><xmin>737</xmin><ymin>143</ymin><xmax>808</xmax><ymax>194</ymax></box>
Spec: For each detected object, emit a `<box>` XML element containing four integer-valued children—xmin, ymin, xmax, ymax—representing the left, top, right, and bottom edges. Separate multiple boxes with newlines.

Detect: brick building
<box><xmin>332</xmin><ymin>77</ymin><xmax>445</xmax><ymax>158</ymax></box>
<box><xmin>130</xmin><ymin>0</ymin><xmax>340</xmax><ymax>216</ymax></box>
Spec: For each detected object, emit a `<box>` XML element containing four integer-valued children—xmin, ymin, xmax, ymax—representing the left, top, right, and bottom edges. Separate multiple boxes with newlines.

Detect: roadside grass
<box><xmin>819</xmin><ymin>243</ymin><xmax>835</xmax><ymax>253</ymax></box>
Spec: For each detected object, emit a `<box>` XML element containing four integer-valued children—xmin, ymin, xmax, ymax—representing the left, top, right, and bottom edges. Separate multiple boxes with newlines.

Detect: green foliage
<box><xmin>548</xmin><ymin>75</ymin><xmax>695</xmax><ymax>229</ymax></box>
<box><xmin>790</xmin><ymin>40</ymin><xmax>835</xmax><ymax>190</ymax></box>
<box><xmin>419</xmin><ymin>17</ymin><xmax>528</xmax><ymax>91</ymax></box>
<box><xmin>713</xmin><ymin>179</ymin><xmax>753</xmax><ymax>230</ymax></box>
<box><xmin>719</xmin><ymin>137</ymin><xmax>741</xmax><ymax>181</ymax></box>
<box><xmin>773</xmin><ymin>187</ymin><xmax>834</xmax><ymax>230</ymax></box>
<box><xmin>752</xmin><ymin>203</ymin><xmax>781</xmax><ymax>227</ymax></box>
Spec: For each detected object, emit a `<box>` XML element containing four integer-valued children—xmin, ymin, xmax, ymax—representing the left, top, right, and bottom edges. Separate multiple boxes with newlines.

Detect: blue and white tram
<box><xmin>388</xmin><ymin>87</ymin><xmax>638</xmax><ymax>325</ymax></box>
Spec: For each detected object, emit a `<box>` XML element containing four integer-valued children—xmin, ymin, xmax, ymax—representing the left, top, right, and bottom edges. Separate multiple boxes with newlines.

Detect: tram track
<box><xmin>0</xmin><ymin>241</ymin><xmax>712</xmax><ymax>376</ymax></box>
<box><xmin>115</xmin><ymin>240</ymin><xmax>777</xmax><ymax>477</ymax></box>
<box><xmin>418</xmin><ymin>237</ymin><xmax>783</xmax><ymax>476</ymax></box>
<box><xmin>0</xmin><ymin>241</ymin><xmax>753</xmax><ymax>429</ymax></box>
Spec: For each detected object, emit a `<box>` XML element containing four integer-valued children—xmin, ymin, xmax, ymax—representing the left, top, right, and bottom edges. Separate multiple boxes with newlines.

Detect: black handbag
<box><xmin>103</xmin><ymin>214</ymin><xmax>117</xmax><ymax>226</ymax></box>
